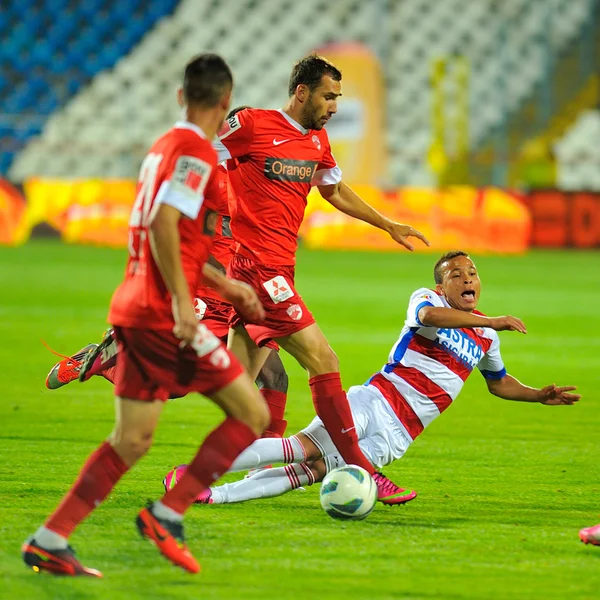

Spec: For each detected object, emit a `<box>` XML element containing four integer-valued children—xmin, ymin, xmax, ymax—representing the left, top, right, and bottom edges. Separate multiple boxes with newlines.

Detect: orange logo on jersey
<box><xmin>264</xmin><ymin>158</ymin><xmax>317</xmax><ymax>183</ymax></box>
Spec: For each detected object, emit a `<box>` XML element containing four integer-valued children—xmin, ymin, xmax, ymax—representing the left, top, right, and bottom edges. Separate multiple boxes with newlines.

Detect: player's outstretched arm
<box><xmin>419</xmin><ymin>306</ymin><xmax>527</xmax><ymax>334</ymax></box>
<box><xmin>318</xmin><ymin>181</ymin><xmax>429</xmax><ymax>251</ymax></box>
<box><xmin>486</xmin><ymin>374</ymin><xmax>581</xmax><ymax>405</ymax></box>
<box><xmin>149</xmin><ymin>204</ymin><xmax>197</xmax><ymax>344</ymax></box>
<box><xmin>202</xmin><ymin>264</ymin><xmax>265</xmax><ymax>322</ymax></box>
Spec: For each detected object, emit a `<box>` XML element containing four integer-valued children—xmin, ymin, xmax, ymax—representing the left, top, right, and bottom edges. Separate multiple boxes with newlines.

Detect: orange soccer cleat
<box><xmin>44</xmin><ymin>343</ymin><xmax>98</xmax><ymax>390</ymax></box>
<box><xmin>136</xmin><ymin>504</ymin><xmax>200</xmax><ymax>574</ymax></box>
<box><xmin>22</xmin><ymin>537</ymin><xmax>102</xmax><ymax>577</ymax></box>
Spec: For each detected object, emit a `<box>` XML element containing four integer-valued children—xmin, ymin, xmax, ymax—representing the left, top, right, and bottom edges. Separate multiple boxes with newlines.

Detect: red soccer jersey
<box><xmin>109</xmin><ymin>121</ymin><xmax>218</xmax><ymax>330</ymax></box>
<box><xmin>215</xmin><ymin>108</ymin><xmax>342</xmax><ymax>266</ymax></box>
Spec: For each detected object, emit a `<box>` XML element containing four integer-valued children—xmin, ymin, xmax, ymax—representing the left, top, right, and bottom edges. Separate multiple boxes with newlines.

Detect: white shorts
<box><xmin>301</xmin><ymin>384</ymin><xmax>413</xmax><ymax>473</ymax></box>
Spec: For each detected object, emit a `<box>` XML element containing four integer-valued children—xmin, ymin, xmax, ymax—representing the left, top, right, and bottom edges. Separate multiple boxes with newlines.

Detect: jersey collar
<box><xmin>174</xmin><ymin>120</ymin><xmax>207</xmax><ymax>139</ymax></box>
<box><xmin>277</xmin><ymin>109</ymin><xmax>309</xmax><ymax>135</ymax></box>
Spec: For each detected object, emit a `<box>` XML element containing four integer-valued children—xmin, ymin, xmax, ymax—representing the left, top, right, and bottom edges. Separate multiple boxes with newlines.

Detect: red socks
<box><xmin>309</xmin><ymin>373</ymin><xmax>375</xmax><ymax>475</ymax></box>
<box><xmin>261</xmin><ymin>388</ymin><xmax>287</xmax><ymax>438</ymax></box>
<box><xmin>45</xmin><ymin>442</ymin><xmax>129</xmax><ymax>538</ymax></box>
<box><xmin>161</xmin><ymin>417</ymin><xmax>257</xmax><ymax>514</ymax></box>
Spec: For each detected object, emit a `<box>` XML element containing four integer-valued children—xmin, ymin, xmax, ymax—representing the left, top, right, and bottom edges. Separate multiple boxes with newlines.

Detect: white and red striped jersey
<box><xmin>366</xmin><ymin>288</ymin><xmax>506</xmax><ymax>441</ymax></box>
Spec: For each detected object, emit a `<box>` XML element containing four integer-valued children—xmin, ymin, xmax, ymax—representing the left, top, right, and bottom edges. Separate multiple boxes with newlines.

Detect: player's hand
<box><xmin>488</xmin><ymin>316</ymin><xmax>527</xmax><ymax>334</ymax></box>
<box><xmin>172</xmin><ymin>295</ymin><xmax>198</xmax><ymax>346</ymax></box>
<box><xmin>224</xmin><ymin>280</ymin><xmax>265</xmax><ymax>323</ymax></box>
<box><xmin>538</xmin><ymin>384</ymin><xmax>581</xmax><ymax>405</ymax></box>
<box><xmin>385</xmin><ymin>221</ymin><xmax>430</xmax><ymax>251</ymax></box>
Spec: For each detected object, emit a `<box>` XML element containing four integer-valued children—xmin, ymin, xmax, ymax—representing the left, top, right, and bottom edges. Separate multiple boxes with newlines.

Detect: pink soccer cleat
<box><xmin>162</xmin><ymin>465</ymin><xmax>213</xmax><ymax>504</ymax></box>
<box><xmin>373</xmin><ymin>472</ymin><xmax>417</xmax><ymax>505</ymax></box>
<box><xmin>579</xmin><ymin>523</ymin><xmax>600</xmax><ymax>546</ymax></box>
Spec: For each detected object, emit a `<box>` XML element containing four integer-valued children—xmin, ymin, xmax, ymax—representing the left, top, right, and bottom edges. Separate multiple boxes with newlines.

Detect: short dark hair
<box><xmin>183</xmin><ymin>53</ymin><xmax>233</xmax><ymax>107</ymax></box>
<box><xmin>288</xmin><ymin>54</ymin><xmax>342</xmax><ymax>96</ymax></box>
<box><xmin>226</xmin><ymin>105</ymin><xmax>251</xmax><ymax>120</ymax></box>
<box><xmin>433</xmin><ymin>251</ymin><xmax>469</xmax><ymax>284</ymax></box>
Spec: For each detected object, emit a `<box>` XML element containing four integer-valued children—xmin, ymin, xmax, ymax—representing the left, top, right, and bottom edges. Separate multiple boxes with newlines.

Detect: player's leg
<box><xmin>255</xmin><ymin>348</ymin><xmax>289</xmax><ymax>437</ymax></box>
<box><xmin>207</xmin><ymin>459</ymin><xmax>323</xmax><ymax>504</ymax></box>
<box><xmin>23</xmin><ymin>396</ymin><xmax>163</xmax><ymax>577</ymax></box>
<box><xmin>227</xmin><ymin>325</ymin><xmax>272</xmax><ymax>379</ymax></box>
<box><xmin>277</xmin><ymin>322</ymin><xmax>377</xmax><ymax>474</ymax></box>
<box><xmin>152</xmin><ymin>368</ymin><xmax>269</xmax><ymax>518</ymax></box>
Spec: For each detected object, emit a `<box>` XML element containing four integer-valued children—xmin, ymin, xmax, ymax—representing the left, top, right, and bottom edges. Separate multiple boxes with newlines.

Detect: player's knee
<box><xmin>110</xmin><ymin>429</ymin><xmax>154</xmax><ymax>463</ymax></box>
<box><xmin>235</xmin><ymin>394</ymin><xmax>270</xmax><ymax>436</ymax></box>
<box><xmin>256</xmin><ymin>359</ymin><xmax>289</xmax><ymax>393</ymax></box>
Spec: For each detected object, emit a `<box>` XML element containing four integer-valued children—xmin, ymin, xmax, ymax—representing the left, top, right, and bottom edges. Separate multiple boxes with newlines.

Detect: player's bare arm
<box><xmin>418</xmin><ymin>306</ymin><xmax>527</xmax><ymax>334</ymax></box>
<box><xmin>202</xmin><ymin>263</ymin><xmax>265</xmax><ymax>323</ymax></box>
<box><xmin>149</xmin><ymin>204</ymin><xmax>197</xmax><ymax>344</ymax></box>
<box><xmin>318</xmin><ymin>181</ymin><xmax>429</xmax><ymax>251</ymax></box>
<box><xmin>486</xmin><ymin>375</ymin><xmax>580</xmax><ymax>405</ymax></box>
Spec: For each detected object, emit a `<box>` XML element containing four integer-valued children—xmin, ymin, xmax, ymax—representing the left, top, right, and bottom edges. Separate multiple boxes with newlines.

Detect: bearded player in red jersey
<box><xmin>44</xmin><ymin>110</ymin><xmax>290</xmax><ymax>439</ymax></box>
<box><xmin>22</xmin><ymin>55</ymin><xmax>269</xmax><ymax>577</ymax></box>
<box><xmin>215</xmin><ymin>55</ymin><xmax>430</xmax><ymax>504</ymax></box>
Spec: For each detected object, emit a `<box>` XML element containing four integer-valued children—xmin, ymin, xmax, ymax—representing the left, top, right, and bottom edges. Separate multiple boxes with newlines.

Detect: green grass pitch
<box><xmin>0</xmin><ymin>240</ymin><xmax>599</xmax><ymax>600</ymax></box>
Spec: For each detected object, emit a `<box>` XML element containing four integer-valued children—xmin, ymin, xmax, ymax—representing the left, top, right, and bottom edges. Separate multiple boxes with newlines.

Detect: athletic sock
<box><xmin>261</xmin><ymin>389</ymin><xmax>287</xmax><ymax>437</ymax></box>
<box><xmin>212</xmin><ymin>463</ymin><xmax>315</xmax><ymax>504</ymax></box>
<box><xmin>309</xmin><ymin>373</ymin><xmax>375</xmax><ymax>475</ymax></box>
<box><xmin>160</xmin><ymin>417</ymin><xmax>257</xmax><ymax>514</ymax></box>
<box><xmin>151</xmin><ymin>500</ymin><xmax>184</xmax><ymax>523</ymax></box>
<box><xmin>44</xmin><ymin>441</ymin><xmax>129</xmax><ymax>538</ymax></box>
<box><xmin>33</xmin><ymin>526</ymin><xmax>69</xmax><ymax>550</ymax></box>
<box><xmin>229</xmin><ymin>435</ymin><xmax>305</xmax><ymax>472</ymax></box>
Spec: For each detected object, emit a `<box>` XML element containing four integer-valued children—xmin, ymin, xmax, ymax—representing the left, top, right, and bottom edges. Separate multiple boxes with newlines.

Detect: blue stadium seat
<box><xmin>0</xmin><ymin>0</ymin><xmax>179</xmax><ymax>176</ymax></box>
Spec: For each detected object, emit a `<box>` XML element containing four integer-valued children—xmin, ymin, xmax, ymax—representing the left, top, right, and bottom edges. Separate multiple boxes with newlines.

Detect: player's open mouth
<box><xmin>461</xmin><ymin>290</ymin><xmax>475</xmax><ymax>299</ymax></box>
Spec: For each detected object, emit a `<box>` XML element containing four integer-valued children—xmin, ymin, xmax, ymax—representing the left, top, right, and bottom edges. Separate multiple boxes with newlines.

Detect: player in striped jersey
<box><xmin>163</xmin><ymin>250</ymin><xmax>580</xmax><ymax>505</ymax></box>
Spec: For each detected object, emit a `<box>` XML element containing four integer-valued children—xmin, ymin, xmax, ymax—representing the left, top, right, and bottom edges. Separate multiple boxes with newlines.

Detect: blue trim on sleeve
<box><xmin>480</xmin><ymin>367</ymin><xmax>507</xmax><ymax>380</ymax></box>
<box><xmin>414</xmin><ymin>301</ymin><xmax>434</xmax><ymax>326</ymax></box>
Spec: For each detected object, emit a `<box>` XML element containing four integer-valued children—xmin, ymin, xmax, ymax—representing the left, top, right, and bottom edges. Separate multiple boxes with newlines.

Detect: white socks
<box><xmin>34</xmin><ymin>526</ymin><xmax>68</xmax><ymax>550</ymax></box>
<box><xmin>151</xmin><ymin>500</ymin><xmax>184</xmax><ymax>522</ymax></box>
<box><xmin>211</xmin><ymin>463</ymin><xmax>315</xmax><ymax>504</ymax></box>
<box><xmin>229</xmin><ymin>436</ymin><xmax>306</xmax><ymax>473</ymax></box>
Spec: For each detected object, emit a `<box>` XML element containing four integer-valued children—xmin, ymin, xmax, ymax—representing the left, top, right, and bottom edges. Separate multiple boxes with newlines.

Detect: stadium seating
<box><xmin>555</xmin><ymin>110</ymin><xmax>600</xmax><ymax>190</ymax></box>
<box><xmin>0</xmin><ymin>0</ymin><xmax>178</xmax><ymax>177</ymax></box>
<box><xmin>7</xmin><ymin>0</ymin><xmax>595</xmax><ymax>185</ymax></box>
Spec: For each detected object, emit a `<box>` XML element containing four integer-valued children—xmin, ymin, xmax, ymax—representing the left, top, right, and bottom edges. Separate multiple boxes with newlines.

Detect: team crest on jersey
<box><xmin>286</xmin><ymin>303</ymin><xmax>303</xmax><ymax>321</ymax></box>
<box><xmin>312</xmin><ymin>134</ymin><xmax>321</xmax><ymax>150</ymax></box>
<box><xmin>219</xmin><ymin>113</ymin><xmax>242</xmax><ymax>139</ymax></box>
<box><xmin>194</xmin><ymin>298</ymin><xmax>208</xmax><ymax>320</ymax></box>
<box><xmin>263</xmin><ymin>276</ymin><xmax>294</xmax><ymax>304</ymax></box>
<box><xmin>173</xmin><ymin>155</ymin><xmax>210</xmax><ymax>194</ymax></box>
<box><xmin>474</xmin><ymin>327</ymin><xmax>485</xmax><ymax>336</ymax></box>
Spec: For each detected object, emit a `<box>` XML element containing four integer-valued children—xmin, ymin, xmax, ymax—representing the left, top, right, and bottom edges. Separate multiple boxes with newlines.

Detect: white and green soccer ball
<box><xmin>319</xmin><ymin>465</ymin><xmax>377</xmax><ymax>520</ymax></box>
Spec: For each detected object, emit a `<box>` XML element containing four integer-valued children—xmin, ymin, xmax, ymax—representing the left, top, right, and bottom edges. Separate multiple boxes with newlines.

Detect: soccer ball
<box><xmin>319</xmin><ymin>465</ymin><xmax>377</xmax><ymax>520</ymax></box>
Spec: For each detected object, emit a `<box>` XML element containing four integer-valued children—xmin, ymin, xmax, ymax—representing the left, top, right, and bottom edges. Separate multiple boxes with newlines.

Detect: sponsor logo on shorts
<box><xmin>263</xmin><ymin>276</ymin><xmax>294</xmax><ymax>304</ymax></box>
<box><xmin>221</xmin><ymin>215</ymin><xmax>232</xmax><ymax>238</ymax></box>
<box><xmin>194</xmin><ymin>298</ymin><xmax>208</xmax><ymax>321</ymax></box>
<box><xmin>286</xmin><ymin>303</ymin><xmax>303</xmax><ymax>321</ymax></box>
<box><xmin>191</xmin><ymin>323</ymin><xmax>221</xmax><ymax>357</ymax></box>
<box><xmin>209</xmin><ymin>347</ymin><xmax>231</xmax><ymax>370</ymax></box>
<box><xmin>264</xmin><ymin>158</ymin><xmax>317</xmax><ymax>183</ymax></box>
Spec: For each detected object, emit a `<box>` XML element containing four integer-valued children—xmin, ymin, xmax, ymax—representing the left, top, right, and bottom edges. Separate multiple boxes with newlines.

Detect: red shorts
<box><xmin>194</xmin><ymin>293</ymin><xmax>279</xmax><ymax>351</ymax></box>
<box><xmin>113</xmin><ymin>325</ymin><xmax>244</xmax><ymax>402</ymax></box>
<box><xmin>227</xmin><ymin>254</ymin><xmax>315</xmax><ymax>347</ymax></box>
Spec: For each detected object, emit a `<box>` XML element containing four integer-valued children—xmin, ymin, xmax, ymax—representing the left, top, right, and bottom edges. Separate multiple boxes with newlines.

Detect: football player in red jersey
<box><xmin>44</xmin><ymin>110</ymin><xmax>290</xmax><ymax>440</ymax></box>
<box><xmin>22</xmin><ymin>55</ymin><xmax>269</xmax><ymax>577</ymax></box>
<box><xmin>215</xmin><ymin>55</ymin><xmax>429</xmax><ymax>504</ymax></box>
